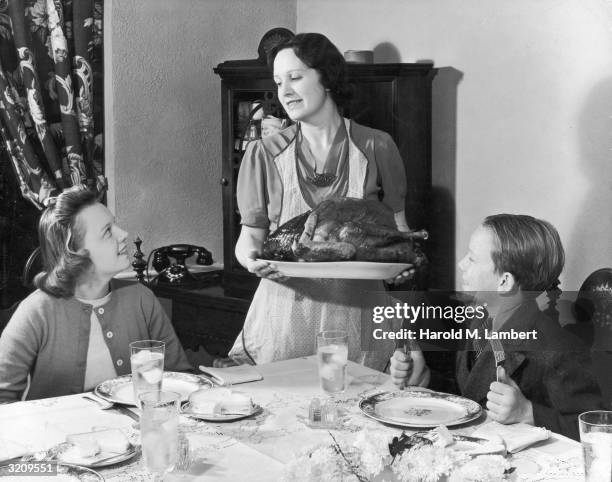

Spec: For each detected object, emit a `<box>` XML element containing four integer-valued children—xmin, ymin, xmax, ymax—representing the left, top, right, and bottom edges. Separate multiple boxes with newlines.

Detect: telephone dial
<box><xmin>149</xmin><ymin>244</ymin><xmax>213</xmax><ymax>286</ymax></box>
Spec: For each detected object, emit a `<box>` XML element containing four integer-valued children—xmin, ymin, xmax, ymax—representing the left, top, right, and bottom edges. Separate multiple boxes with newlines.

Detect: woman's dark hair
<box><xmin>483</xmin><ymin>214</ymin><xmax>565</xmax><ymax>293</ymax></box>
<box><xmin>34</xmin><ymin>186</ymin><xmax>98</xmax><ymax>298</ymax></box>
<box><xmin>268</xmin><ymin>32</ymin><xmax>353</xmax><ymax>109</ymax></box>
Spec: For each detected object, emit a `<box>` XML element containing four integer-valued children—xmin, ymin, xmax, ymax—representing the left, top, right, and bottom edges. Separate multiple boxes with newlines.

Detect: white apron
<box><xmin>228</xmin><ymin>119</ymin><xmax>399</xmax><ymax>370</ymax></box>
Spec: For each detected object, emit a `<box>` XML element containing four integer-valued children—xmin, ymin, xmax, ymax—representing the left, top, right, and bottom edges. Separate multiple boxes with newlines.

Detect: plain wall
<box><xmin>298</xmin><ymin>0</ymin><xmax>612</xmax><ymax>290</ymax></box>
<box><xmin>105</xmin><ymin>0</ymin><xmax>296</xmax><ymax>262</ymax></box>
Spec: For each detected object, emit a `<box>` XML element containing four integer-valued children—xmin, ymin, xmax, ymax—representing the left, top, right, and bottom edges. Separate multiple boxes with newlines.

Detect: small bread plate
<box><xmin>359</xmin><ymin>390</ymin><xmax>482</xmax><ymax>428</ymax></box>
<box><xmin>180</xmin><ymin>402</ymin><xmax>263</xmax><ymax>422</ymax></box>
<box><xmin>56</xmin><ymin>442</ymin><xmax>138</xmax><ymax>468</ymax></box>
<box><xmin>257</xmin><ymin>260</ymin><xmax>411</xmax><ymax>280</ymax></box>
<box><xmin>0</xmin><ymin>463</ymin><xmax>103</xmax><ymax>481</ymax></box>
<box><xmin>95</xmin><ymin>372</ymin><xmax>213</xmax><ymax>406</ymax></box>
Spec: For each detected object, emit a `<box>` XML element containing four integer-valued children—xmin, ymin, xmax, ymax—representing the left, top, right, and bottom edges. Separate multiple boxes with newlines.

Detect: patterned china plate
<box><xmin>0</xmin><ymin>463</ymin><xmax>103</xmax><ymax>481</ymax></box>
<box><xmin>359</xmin><ymin>390</ymin><xmax>482</xmax><ymax>428</ymax></box>
<box><xmin>95</xmin><ymin>372</ymin><xmax>213</xmax><ymax>406</ymax></box>
<box><xmin>56</xmin><ymin>443</ymin><xmax>138</xmax><ymax>468</ymax></box>
<box><xmin>180</xmin><ymin>402</ymin><xmax>263</xmax><ymax>422</ymax></box>
<box><xmin>257</xmin><ymin>260</ymin><xmax>411</xmax><ymax>280</ymax></box>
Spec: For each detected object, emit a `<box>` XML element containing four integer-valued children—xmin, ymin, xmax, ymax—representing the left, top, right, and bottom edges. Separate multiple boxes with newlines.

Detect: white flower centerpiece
<box><xmin>282</xmin><ymin>427</ymin><xmax>512</xmax><ymax>482</ymax></box>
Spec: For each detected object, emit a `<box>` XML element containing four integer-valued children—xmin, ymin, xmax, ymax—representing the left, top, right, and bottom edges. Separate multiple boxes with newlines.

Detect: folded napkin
<box><xmin>198</xmin><ymin>365</ymin><xmax>263</xmax><ymax>385</ymax></box>
<box><xmin>472</xmin><ymin>421</ymin><xmax>550</xmax><ymax>453</ymax></box>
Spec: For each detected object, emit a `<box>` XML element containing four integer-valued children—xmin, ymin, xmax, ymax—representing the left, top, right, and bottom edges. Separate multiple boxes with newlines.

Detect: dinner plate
<box><xmin>0</xmin><ymin>463</ymin><xmax>103</xmax><ymax>481</ymax></box>
<box><xmin>180</xmin><ymin>402</ymin><xmax>263</xmax><ymax>422</ymax></box>
<box><xmin>359</xmin><ymin>390</ymin><xmax>482</xmax><ymax>428</ymax></box>
<box><xmin>56</xmin><ymin>442</ymin><xmax>138</xmax><ymax>468</ymax></box>
<box><xmin>95</xmin><ymin>371</ymin><xmax>213</xmax><ymax>406</ymax></box>
<box><xmin>257</xmin><ymin>259</ymin><xmax>411</xmax><ymax>280</ymax></box>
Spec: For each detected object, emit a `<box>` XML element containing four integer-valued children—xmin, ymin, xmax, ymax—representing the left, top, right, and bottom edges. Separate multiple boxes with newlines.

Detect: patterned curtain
<box><xmin>0</xmin><ymin>0</ymin><xmax>104</xmax><ymax>209</ymax></box>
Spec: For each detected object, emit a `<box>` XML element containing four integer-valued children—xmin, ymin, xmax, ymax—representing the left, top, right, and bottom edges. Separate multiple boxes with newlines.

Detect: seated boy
<box><xmin>390</xmin><ymin>214</ymin><xmax>603</xmax><ymax>440</ymax></box>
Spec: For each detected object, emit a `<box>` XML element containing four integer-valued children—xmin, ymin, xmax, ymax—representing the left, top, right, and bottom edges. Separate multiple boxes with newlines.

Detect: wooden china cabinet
<box><xmin>214</xmin><ymin>60</ymin><xmax>437</xmax><ymax>299</ymax></box>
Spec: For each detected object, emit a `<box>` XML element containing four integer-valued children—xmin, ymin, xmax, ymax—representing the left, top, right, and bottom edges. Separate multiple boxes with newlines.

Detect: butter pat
<box><xmin>222</xmin><ymin>392</ymin><xmax>253</xmax><ymax>414</ymax></box>
<box><xmin>64</xmin><ymin>439</ymin><xmax>100</xmax><ymax>458</ymax></box>
<box><xmin>190</xmin><ymin>399</ymin><xmax>221</xmax><ymax>415</ymax></box>
<box><xmin>66</xmin><ymin>428</ymin><xmax>130</xmax><ymax>454</ymax></box>
<box><xmin>188</xmin><ymin>388</ymin><xmax>253</xmax><ymax>415</ymax></box>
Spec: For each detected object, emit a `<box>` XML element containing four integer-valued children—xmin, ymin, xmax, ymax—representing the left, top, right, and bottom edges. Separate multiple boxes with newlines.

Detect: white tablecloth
<box><xmin>0</xmin><ymin>356</ymin><xmax>584</xmax><ymax>481</ymax></box>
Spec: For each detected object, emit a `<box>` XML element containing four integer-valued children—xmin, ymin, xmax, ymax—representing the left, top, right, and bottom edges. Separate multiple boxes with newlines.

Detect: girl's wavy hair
<box><xmin>483</xmin><ymin>214</ymin><xmax>565</xmax><ymax>294</ymax></box>
<box><xmin>267</xmin><ymin>32</ymin><xmax>353</xmax><ymax>109</ymax></box>
<box><xmin>34</xmin><ymin>186</ymin><xmax>98</xmax><ymax>298</ymax></box>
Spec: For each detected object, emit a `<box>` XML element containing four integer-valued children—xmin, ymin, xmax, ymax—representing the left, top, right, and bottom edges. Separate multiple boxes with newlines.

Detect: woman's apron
<box><xmin>228</xmin><ymin>119</ymin><xmax>399</xmax><ymax>370</ymax></box>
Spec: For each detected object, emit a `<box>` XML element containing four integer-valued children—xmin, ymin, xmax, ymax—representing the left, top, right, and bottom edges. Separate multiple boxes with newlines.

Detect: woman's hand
<box><xmin>385</xmin><ymin>264</ymin><xmax>416</xmax><ymax>286</ymax></box>
<box><xmin>389</xmin><ymin>347</ymin><xmax>430</xmax><ymax>388</ymax></box>
<box><xmin>386</xmin><ymin>211</ymin><xmax>417</xmax><ymax>285</ymax></box>
<box><xmin>236</xmin><ymin>226</ymin><xmax>287</xmax><ymax>282</ymax></box>
<box><xmin>246</xmin><ymin>251</ymin><xmax>289</xmax><ymax>282</ymax></box>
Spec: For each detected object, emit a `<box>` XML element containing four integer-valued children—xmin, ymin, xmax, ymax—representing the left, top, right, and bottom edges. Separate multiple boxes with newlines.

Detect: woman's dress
<box><xmin>228</xmin><ymin>119</ymin><xmax>407</xmax><ymax>370</ymax></box>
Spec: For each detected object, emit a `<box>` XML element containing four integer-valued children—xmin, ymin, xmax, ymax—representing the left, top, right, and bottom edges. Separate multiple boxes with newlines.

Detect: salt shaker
<box><xmin>309</xmin><ymin>397</ymin><xmax>322</xmax><ymax>424</ymax></box>
<box><xmin>322</xmin><ymin>398</ymin><xmax>337</xmax><ymax>426</ymax></box>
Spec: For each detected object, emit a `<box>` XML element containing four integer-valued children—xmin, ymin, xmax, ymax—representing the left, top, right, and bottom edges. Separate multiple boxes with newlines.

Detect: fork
<box><xmin>489</xmin><ymin>338</ymin><xmax>505</xmax><ymax>382</ymax></box>
<box><xmin>82</xmin><ymin>393</ymin><xmax>140</xmax><ymax>423</ymax></box>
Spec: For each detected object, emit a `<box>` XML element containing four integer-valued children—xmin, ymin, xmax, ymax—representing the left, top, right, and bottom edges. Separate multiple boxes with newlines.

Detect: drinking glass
<box><xmin>579</xmin><ymin>410</ymin><xmax>612</xmax><ymax>481</ymax></box>
<box><xmin>139</xmin><ymin>391</ymin><xmax>180</xmax><ymax>480</ymax></box>
<box><xmin>317</xmin><ymin>330</ymin><xmax>348</xmax><ymax>394</ymax></box>
<box><xmin>129</xmin><ymin>340</ymin><xmax>165</xmax><ymax>404</ymax></box>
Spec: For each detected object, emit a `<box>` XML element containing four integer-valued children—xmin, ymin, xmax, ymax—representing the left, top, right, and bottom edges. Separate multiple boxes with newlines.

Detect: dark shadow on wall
<box><xmin>429</xmin><ymin>67</ymin><xmax>463</xmax><ymax>290</ymax></box>
<box><xmin>566</xmin><ymin>78</ymin><xmax>612</xmax><ymax>406</ymax></box>
<box><xmin>566</xmin><ymin>77</ymin><xmax>612</xmax><ymax>288</ymax></box>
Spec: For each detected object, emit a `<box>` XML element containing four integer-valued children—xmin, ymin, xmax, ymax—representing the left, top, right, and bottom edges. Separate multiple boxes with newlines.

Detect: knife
<box><xmin>196</xmin><ymin>369</ymin><xmax>225</xmax><ymax>386</ymax></box>
<box><xmin>109</xmin><ymin>404</ymin><xmax>140</xmax><ymax>422</ymax></box>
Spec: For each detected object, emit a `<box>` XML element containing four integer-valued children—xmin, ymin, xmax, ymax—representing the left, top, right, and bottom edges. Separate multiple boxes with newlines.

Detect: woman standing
<box><xmin>227</xmin><ymin>33</ymin><xmax>411</xmax><ymax>369</ymax></box>
<box><xmin>0</xmin><ymin>187</ymin><xmax>191</xmax><ymax>402</ymax></box>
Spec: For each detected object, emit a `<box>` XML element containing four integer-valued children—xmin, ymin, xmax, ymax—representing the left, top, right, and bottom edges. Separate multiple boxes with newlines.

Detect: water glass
<box><xmin>317</xmin><ymin>330</ymin><xmax>348</xmax><ymax>394</ymax></box>
<box><xmin>579</xmin><ymin>410</ymin><xmax>612</xmax><ymax>481</ymax></box>
<box><xmin>139</xmin><ymin>391</ymin><xmax>180</xmax><ymax>480</ymax></box>
<box><xmin>129</xmin><ymin>340</ymin><xmax>165</xmax><ymax>404</ymax></box>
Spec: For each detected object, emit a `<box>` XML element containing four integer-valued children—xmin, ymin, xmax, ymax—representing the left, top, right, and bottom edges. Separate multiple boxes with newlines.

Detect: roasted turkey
<box><xmin>262</xmin><ymin>198</ymin><xmax>428</xmax><ymax>264</ymax></box>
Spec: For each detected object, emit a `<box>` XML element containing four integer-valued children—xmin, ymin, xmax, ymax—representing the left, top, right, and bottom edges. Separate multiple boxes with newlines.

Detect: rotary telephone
<box><xmin>150</xmin><ymin>244</ymin><xmax>213</xmax><ymax>285</ymax></box>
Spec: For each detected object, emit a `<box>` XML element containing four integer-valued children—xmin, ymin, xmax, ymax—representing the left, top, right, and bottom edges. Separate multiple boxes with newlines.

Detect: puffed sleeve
<box><xmin>376</xmin><ymin>132</ymin><xmax>407</xmax><ymax>212</ymax></box>
<box><xmin>236</xmin><ymin>141</ymin><xmax>271</xmax><ymax>229</ymax></box>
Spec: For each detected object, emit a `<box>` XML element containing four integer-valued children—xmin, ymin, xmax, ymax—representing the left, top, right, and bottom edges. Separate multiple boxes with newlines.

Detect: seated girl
<box><xmin>0</xmin><ymin>187</ymin><xmax>192</xmax><ymax>402</ymax></box>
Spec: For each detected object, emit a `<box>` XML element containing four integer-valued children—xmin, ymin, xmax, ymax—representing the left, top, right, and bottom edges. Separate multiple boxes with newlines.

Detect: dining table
<box><xmin>0</xmin><ymin>356</ymin><xmax>586</xmax><ymax>481</ymax></box>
